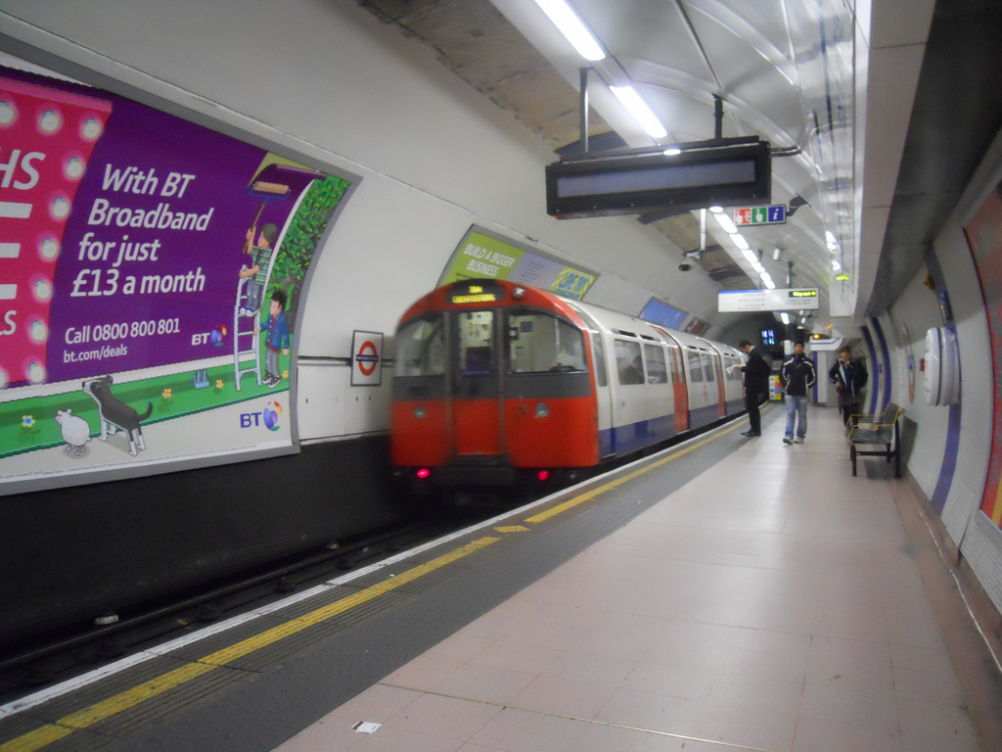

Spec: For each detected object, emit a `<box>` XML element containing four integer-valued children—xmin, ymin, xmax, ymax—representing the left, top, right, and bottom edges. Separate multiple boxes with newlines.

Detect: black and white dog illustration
<box><xmin>82</xmin><ymin>375</ymin><xmax>153</xmax><ymax>456</ymax></box>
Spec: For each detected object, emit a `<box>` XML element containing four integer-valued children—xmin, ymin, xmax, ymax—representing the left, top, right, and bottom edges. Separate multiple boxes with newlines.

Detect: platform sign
<box><xmin>718</xmin><ymin>288</ymin><xmax>819</xmax><ymax>312</ymax></box>
<box><xmin>351</xmin><ymin>331</ymin><xmax>382</xmax><ymax>386</ymax></box>
<box><xmin>734</xmin><ymin>204</ymin><xmax>786</xmax><ymax>225</ymax></box>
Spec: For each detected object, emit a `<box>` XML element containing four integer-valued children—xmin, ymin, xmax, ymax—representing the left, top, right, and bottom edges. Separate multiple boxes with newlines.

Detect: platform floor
<box><xmin>3</xmin><ymin>405</ymin><xmax>1000</xmax><ymax>752</ymax></box>
<box><xmin>276</xmin><ymin>405</ymin><xmax>999</xmax><ymax>752</ymax></box>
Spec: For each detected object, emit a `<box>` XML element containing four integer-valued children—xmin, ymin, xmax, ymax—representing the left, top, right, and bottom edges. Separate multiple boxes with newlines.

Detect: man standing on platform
<box><xmin>828</xmin><ymin>345</ymin><xmax>868</xmax><ymax>425</ymax></box>
<box><xmin>780</xmin><ymin>341</ymin><xmax>816</xmax><ymax>444</ymax></box>
<box><xmin>736</xmin><ymin>339</ymin><xmax>771</xmax><ymax>437</ymax></box>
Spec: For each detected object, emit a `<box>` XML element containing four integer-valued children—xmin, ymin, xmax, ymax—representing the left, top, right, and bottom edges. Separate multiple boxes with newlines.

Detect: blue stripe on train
<box><xmin>599</xmin><ymin>402</ymin><xmax>726</xmax><ymax>458</ymax></box>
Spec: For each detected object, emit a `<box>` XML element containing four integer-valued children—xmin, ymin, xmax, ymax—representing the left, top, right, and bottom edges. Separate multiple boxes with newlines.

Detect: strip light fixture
<box><xmin>609</xmin><ymin>85</ymin><xmax>668</xmax><ymax>139</ymax></box>
<box><xmin>534</xmin><ymin>0</ymin><xmax>605</xmax><ymax>61</ymax></box>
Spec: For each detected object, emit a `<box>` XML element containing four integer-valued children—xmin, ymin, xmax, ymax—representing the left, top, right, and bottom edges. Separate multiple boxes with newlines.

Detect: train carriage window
<box><xmin>703</xmin><ymin>353</ymin><xmax>715</xmax><ymax>382</ymax></box>
<box><xmin>507</xmin><ymin>312</ymin><xmax>586</xmax><ymax>374</ymax></box>
<box><xmin>643</xmin><ymin>344</ymin><xmax>668</xmax><ymax>384</ymax></box>
<box><xmin>395</xmin><ymin>316</ymin><xmax>445</xmax><ymax>377</ymax></box>
<box><xmin>615</xmin><ymin>339</ymin><xmax>644</xmax><ymax>384</ymax></box>
<box><xmin>686</xmin><ymin>349</ymin><xmax>703</xmax><ymax>382</ymax></box>
<box><xmin>727</xmin><ymin>357</ymin><xmax>741</xmax><ymax>380</ymax></box>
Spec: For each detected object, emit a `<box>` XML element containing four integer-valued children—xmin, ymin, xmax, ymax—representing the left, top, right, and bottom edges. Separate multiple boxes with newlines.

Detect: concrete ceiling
<box><xmin>356</xmin><ymin>0</ymin><xmax>870</xmax><ymax>327</ymax></box>
<box><xmin>359</xmin><ymin>0</ymin><xmax>1000</xmax><ymax>333</ymax></box>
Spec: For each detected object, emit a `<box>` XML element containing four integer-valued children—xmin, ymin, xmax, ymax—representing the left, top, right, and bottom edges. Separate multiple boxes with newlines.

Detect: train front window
<box><xmin>507</xmin><ymin>313</ymin><xmax>586</xmax><ymax>373</ymax></box>
<box><xmin>394</xmin><ymin>316</ymin><xmax>445</xmax><ymax>377</ymax></box>
<box><xmin>458</xmin><ymin>310</ymin><xmax>495</xmax><ymax>375</ymax></box>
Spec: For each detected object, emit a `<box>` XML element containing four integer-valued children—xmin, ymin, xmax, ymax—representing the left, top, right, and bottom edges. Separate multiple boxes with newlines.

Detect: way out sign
<box><xmin>351</xmin><ymin>330</ymin><xmax>383</xmax><ymax>386</ymax></box>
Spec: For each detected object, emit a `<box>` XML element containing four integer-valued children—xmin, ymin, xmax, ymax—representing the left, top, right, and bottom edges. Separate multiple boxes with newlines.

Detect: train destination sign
<box><xmin>449</xmin><ymin>281</ymin><xmax>502</xmax><ymax>305</ymax></box>
<box><xmin>717</xmin><ymin>288</ymin><xmax>820</xmax><ymax>312</ymax></box>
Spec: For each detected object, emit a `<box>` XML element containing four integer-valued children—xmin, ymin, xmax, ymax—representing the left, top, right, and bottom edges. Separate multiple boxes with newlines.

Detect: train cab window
<box><xmin>395</xmin><ymin>316</ymin><xmax>445</xmax><ymax>377</ymax></box>
<box><xmin>615</xmin><ymin>339</ymin><xmax>644</xmax><ymax>385</ymax></box>
<box><xmin>506</xmin><ymin>312</ymin><xmax>586</xmax><ymax>373</ymax></box>
<box><xmin>643</xmin><ymin>344</ymin><xmax>668</xmax><ymax>384</ymax></box>
<box><xmin>686</xmin><ymin>349</ymin><xmax>704</xmax><ymax>382</ymax></box>
<box><xmin>459</xmin><ymin>310</ymin><xmax>495</xmax><ymax>375</ymax></box>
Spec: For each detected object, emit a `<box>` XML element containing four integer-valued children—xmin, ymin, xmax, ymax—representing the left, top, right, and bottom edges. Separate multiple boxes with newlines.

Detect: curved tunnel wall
<box><xmin>886</xmin><ymin>127</ymin><xmax>1002</xmax><ymax>616</ymax></box>
<box><xmin>0</xmin><ymin>0</ymin><xmax>735</xmax><ymax>644</ymax></box>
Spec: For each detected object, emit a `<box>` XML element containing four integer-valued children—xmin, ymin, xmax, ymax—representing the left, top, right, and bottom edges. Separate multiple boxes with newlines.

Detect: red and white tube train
<box><xmin>390</xmin><ymin>279</ymin><xmax>747</xmax><ymax>488</ymax></box>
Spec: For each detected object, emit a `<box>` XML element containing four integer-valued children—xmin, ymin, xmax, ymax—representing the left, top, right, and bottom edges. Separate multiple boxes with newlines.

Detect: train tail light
<box><xmin>416</xmin><ymin>468</ymin><xmax>431</xmax><ymax>479</ymax></box>
<box><xmin>537</xmin><ymin>470</ymin><xmax>550</xmax><ymax>482</ymax></box>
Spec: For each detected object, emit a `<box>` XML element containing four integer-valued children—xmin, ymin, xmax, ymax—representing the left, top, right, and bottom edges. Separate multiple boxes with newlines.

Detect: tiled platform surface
<box><xmin>276</xmin><ymin>406</ymin><xmax>999</xmax><ymax>752</ymax></box>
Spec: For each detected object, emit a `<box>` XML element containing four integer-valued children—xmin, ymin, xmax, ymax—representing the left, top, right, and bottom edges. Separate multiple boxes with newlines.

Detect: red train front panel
<box><xmin>391</xmin><ymin>280</ymin><xmax>599</xmax><ymax>484</ymax></box>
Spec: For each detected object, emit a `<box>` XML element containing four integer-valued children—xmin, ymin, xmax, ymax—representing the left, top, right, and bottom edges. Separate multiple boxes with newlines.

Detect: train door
<box><xmin>451</xmin><ymin>309</ymin><xmax>503</xmax><ymax>457</ymax></box>
<box><xmin>588</xmin><ymin>329</ymin><xmax>615</xmax><ymax>456</ymax></box>
<box><xmin>668</xmin><ymin>344</ymin><xmax>689</xmax><ymax>432</ymax></box>
<box><xmin>655</xmin><ymin>329</ymin><xmax>689</xmax><ymax>434</ymax></box>
<box><xmin>698</xmin><ymin>339</ymin><xmax>727</xmax><ymax>418</ymax></box>
<box><xmin>565</xmin><ymin>304</ymin><xmax>613</xmax><ymax>455</ymax></box>
<box><xmin>711</xmin><ymin>352</ymin><xmax>726</xmax><ymax>417</ymax></box>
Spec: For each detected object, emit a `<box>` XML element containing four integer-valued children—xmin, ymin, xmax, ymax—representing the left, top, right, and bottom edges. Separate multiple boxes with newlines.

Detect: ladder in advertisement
<box><xmin>233</xmin><ymin>276</ymin><xmax>261</xmax><ymax>391</ymax></box>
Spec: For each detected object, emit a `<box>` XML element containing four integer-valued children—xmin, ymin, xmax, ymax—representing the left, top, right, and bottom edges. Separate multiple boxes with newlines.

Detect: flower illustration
<box><xmin>22</xmin><ymin>415</ymin><xmax>35</xmax><ymax>429</ymax></box>
<box><xmin>162</xmin><ymin>388</ymin><xmax>173</xmax><ymax>399</ymax></box>
<box><xmin>215</xmin><ymin>379</ymin><xmax>224</xmax><ymax>391</ymax></box>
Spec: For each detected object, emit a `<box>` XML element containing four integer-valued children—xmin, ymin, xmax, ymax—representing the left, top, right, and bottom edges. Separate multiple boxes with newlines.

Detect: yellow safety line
<box><xmin>0</xmin><ymin>726</ymin><xmax>73</xmax><ymax>752</ymax></box>
<box><xmin>3</xmin><ymin>411</ymin><xmax>761</xmax><ymax>752</ymax></box>
<box><xmin>1</xmin><ymin>536</ymin><xmax>500</xmax><ymax>752</ymax></box>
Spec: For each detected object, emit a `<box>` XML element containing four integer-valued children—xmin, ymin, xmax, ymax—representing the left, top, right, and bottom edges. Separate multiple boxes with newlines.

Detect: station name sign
<box><xmin>718</xmin><ymin>288</ymin><xmax>820</xmax><ymax>312</ymax></box>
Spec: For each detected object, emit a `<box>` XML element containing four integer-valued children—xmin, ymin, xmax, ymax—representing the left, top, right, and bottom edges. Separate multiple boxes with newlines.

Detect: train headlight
<box><xmin>513</xmin><ymin>286</ymin><xmax>526</xmax><ymax>299</ymax></box>
<box><xmin>535</xmin><ymin>402</ymin><xmax>549</xmax><ymax>418</ymax></box>
<box><xmin>414</xmin><ymin>406</ymin><xmax>426</xmax><ymax>419</ymax></box>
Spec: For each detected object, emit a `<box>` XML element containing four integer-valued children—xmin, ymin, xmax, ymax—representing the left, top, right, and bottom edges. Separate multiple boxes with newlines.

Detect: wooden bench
<box><xmin>846</xmin><ymin>402</ymin><xmax>904</xmax><ymax>477</ymax></box>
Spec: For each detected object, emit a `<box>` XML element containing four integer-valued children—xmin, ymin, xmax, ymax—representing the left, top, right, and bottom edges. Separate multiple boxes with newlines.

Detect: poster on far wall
<box><xmin>439</xmin><ymin>226</ymin><xmax>598</xmax><ymax>301</ymax></box>
<box><xmin>0</xmin><ymin>65</ymin><xmax>352</xmax><ymax>495</ymax></box>
<box><xmin>963</xmin><ymin>179</ymin><xmax>1002</xmax><ymax>528</ymax></box>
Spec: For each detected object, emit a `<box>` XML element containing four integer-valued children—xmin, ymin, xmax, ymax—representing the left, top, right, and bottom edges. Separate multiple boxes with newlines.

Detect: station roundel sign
<box><xmin>356</xmin><ymin>340</ymin><xmax>379</xmax><ymax>376</ymax></box>
<box><xmin>351</xmin><ymin>331</ymin><xmax>383</xmax><ymax>386</ymax></box>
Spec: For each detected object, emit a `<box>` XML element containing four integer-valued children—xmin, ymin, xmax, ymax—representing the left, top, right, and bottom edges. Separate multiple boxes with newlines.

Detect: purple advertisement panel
<box><xmin>45</xmin><ymin>95</ymin><xmax>315</xmax><ymax>379</ymax></box>
<box><xmin>0</xmin><ymin>65</ymin><xmax>352</xmax><ymax>494</ymax></box>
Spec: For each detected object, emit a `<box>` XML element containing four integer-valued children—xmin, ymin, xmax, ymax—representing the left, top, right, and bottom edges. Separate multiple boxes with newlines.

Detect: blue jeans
<box><xmin>785</xmin><ymin>395</ymin><xmax>808</xmax><ymax>438</ymax></box>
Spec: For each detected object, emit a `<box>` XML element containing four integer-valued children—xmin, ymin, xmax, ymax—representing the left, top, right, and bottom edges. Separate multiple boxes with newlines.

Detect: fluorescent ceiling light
<box><xmin>709</xmin><ymin>205</ymin><xmax>723</xmax><ymax>214</ymax></box>
<box><xmin>832</xmin><ymin>259</ymin><xmax>842</xmax><ymax>272</ymax></box>
<box><xmin>535</xmin><ymin>0</ymin><xmax>605</xmax><ymax>61</ymax></box>
<box><xmin>663</xmin><ymin>147</ymin><xmax>682</xmax><ymax>156</ymax></box>
<box><xmin>732</xmin><ymin>233</ymin><xmax>750</xmax><ymax>250</ymax></box>
<box><xmin>741</xmin><ymin>248</ymin><xmax>757</xmax><ymax>263</ymax></box>
<box><xmin>610</xmin><ymin>85</ymin><xmax>667</xmax><ymax>139</ymax></box>
<box><xmin>713</xmin><ymin>212</ymin><xmax>737</xmax><ymax>234</ymax></box>
<box><xmin>772</xmin><ymin>247</ymin><xmax>781</xmax><ymax>260</ymax></box>
<box><xmin>780</xmin><ymin>313</ymin><xmax>790</xmax><ymax>324</ymax></box>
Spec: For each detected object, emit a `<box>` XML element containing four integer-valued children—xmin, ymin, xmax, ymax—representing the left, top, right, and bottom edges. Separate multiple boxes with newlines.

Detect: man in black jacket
<box><xmin>780</xmin><ymin>341</ymin><xmax>816</xmax><ymax>444</ymax></box>
<box><xmin>736</xmin><ymin>340</ymin><xmax>771</xmax><ymax>437</ymax></box>
<box><xmin>828</xmin><ymin>345</ymin><xmax>868</xmax><ymax>425</ymax></box>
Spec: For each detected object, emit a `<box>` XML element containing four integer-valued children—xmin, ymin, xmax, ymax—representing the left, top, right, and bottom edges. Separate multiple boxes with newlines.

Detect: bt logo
<box><xmin>239</xmin><ymin>401</ymin><xmax>282</xmax><ymax>431</ymax></box>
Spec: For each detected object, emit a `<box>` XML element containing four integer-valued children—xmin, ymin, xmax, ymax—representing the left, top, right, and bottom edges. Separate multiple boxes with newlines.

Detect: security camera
<box><xmin>679</xmin><ymin>262</ymin><xmax>692</xmax><ymax>272</ymax></box>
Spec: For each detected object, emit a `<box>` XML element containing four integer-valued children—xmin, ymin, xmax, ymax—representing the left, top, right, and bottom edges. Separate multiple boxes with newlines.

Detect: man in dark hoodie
<box><xmin>780</xmin><ymin>341</ymin><xmax>816</xmax><ymax>445</ymax></box>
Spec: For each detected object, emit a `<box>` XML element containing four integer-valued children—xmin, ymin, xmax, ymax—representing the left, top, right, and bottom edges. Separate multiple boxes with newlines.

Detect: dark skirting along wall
<box><xmin>0</xmin><ymin>436</ymin><xmax>407</xmax><ymax>650</ymax></box>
